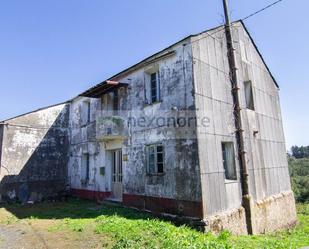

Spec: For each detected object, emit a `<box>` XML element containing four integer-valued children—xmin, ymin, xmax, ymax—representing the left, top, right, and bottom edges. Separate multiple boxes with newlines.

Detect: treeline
<box><xmin>291</xmin><ymin>145</ymin><xmax>309</xmax><ymax>159</ymax></box>
<box><xmin>289</xmin><ymin>145</ymin><xmax>309</xmax><ymax>203</ymax></box>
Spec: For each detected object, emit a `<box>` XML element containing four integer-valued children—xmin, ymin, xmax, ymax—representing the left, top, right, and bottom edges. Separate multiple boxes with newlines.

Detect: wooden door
<box><xmin>111</xmin><ymin>150</ymin><xmax>123</xmax><ymax>201</ymax></box>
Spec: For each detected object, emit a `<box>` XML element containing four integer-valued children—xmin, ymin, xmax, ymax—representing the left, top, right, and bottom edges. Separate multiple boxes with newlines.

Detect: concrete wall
<box><xmin>191</xmin><ymin>21</ymin><xmax>296</xmax><ymax>234</ymax></box>
<box><xmin>0</xmin><ymin>103</ymin><xmax>70</xmax><ymax>202</ymax></box>
<box><xmin>68</xmin><ymin>97</ymin><xmax>110</xmax><ymax>200</ymax></box>
<box><xmin>233</xmin><ymin>22</ymin><xmax>297</xmax><ymax>233</ymax></box>
<box><xmin>114</xmin><ymin>41</ymin><xmax>202</xmax><ymax>217</ymax></box>
<box><xmin>192</xmin><ymin>26</ymin><xmax>244</xmax><ymax>218</ymax></box>
<box><xmin>69</xmin><ymin>40</ymin><xmax>203</xmax><ymax>218</ymax></box>
<box><xmin>234</xmin><ymin>22</ymin><xmax>292</xmax><ymax>199</ymax></box>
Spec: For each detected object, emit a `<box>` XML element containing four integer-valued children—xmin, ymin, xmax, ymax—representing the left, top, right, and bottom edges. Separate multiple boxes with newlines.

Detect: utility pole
<box><xmin>222</xmin><ymin>0</ymin><xmax>253</xmax><ymax>234</ymax></box>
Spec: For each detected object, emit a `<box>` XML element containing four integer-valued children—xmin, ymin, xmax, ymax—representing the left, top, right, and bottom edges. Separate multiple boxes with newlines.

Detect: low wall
<box><xmin>203</xmin><ymin>191</ymin><xmax>297</xmax><ymax>235</ymax></box>
<box><xmin>205</xmin><ymin>207</ymin><xmax>248</xmax><ymax>235</ymax></box>
<box><xmin>251</xmin><ymin>191</ymin><xmax>297</xmax><ymax>234</ymax></box>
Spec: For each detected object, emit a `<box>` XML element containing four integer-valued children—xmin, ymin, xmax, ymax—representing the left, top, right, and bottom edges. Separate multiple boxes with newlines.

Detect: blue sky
<box><xmin>0</xmin><ymin>0</ymin><xmax>308</xmax><ymax>149</ymax></box>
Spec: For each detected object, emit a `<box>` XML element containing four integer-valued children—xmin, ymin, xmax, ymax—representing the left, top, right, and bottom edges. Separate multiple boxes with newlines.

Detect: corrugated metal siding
<box><xmin>192</xmin><ymin>22</ymin><xmax>291</xmax><ymax>218</ymax></box>
<box><xmin>192</xmin><ymin>27</ymin><xmax>243</xmax><ymax>217</ymax></box>
<box><xmin>233</xmin><ymin>22</ymin><xmax>291</xmax><ymax>201</ymax></box>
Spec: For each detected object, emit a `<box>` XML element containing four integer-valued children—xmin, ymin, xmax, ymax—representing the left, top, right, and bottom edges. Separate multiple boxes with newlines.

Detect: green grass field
<box><xmin>0</xmin><ymin>199</ymin><xmax>308</xmax><ymax>249</ymax></box>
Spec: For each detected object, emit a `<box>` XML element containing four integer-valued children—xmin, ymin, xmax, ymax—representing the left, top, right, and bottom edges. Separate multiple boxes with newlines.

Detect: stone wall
<box><xmin>251</xmin><ymin>191</ymin><xmax>297</xmax><ymax>234</ymax></box>
<box><xmin>205</xmin><ymin>207</ymin><xmax>248</xmax><ymax>235</ymax></box>
<box><xmin>0</xmin><ymin>103</ymin><xmax>70</xmax><ymax>203</ymax></box>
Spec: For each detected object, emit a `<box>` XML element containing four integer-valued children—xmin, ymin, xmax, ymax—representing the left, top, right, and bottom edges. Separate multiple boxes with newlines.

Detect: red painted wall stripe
<box><xmin>123</xmin><ymin>194</ymin><xmax>203</xmax><ymax>218</ymax></box>
<box><xmin>71</xmin><ymin>189</ymin><xmax>203</xmax><ymax>218</ymax></box>
<box><xmin>71</xmin><ymin>188</ymin><xmax>111</xmax><ymax>202</ymax></box>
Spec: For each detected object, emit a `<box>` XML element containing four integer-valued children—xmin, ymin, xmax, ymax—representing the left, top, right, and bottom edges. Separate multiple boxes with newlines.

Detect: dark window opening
<box><xmin>150</xmin><ymin>72</ymin><xmax>160</xmax><ymax>103</ymax></box>
<box><xmin>113</xmin><ymin>90</ymin><xmax>119</xmax><ymax>115</ymax></box>
<box><xmin>244</xmin><ymin>81</ymin><xmax>255</xmax><ymax>110</ymax></box>
<box><xmin>82</xmin><ymin>153</ymin><xmax>90</xmax><ymax>181</ymax></box>
<box><xmin>87</xmin><ymin>102</ymin><xmax>91</xmax><ymax>123</ymax></box>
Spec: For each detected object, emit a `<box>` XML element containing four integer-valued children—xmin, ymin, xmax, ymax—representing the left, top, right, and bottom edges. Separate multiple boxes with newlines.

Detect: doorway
<box><xmin>111</xmin><ymin>149</ymin><xmax>123</xmax><ymax>201</ymax></box>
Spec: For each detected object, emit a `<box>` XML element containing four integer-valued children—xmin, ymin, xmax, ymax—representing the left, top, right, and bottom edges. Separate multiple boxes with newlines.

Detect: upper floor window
<box><xmin>221</xmin><ymin>142</ymin><xmax>237</xmax><ymax>181</ymax></box>
<box><xmin>101</xmin><ymin>91</ymin><xmax>119</xmax><ymax>114</ymax></box>
<box><xmin>244</xmin><ymin>81</ymin><xmax>255</xmax><ymax>110</ymax></box>
<box><xmin>144</xmin><ymin>64</ymin><xmax>161</xmax><ymax>105</ymax></box>
<box><xmin>240</xmin><ymin>40</ymin><xmax>250</xmax><ymax>63</ymax></box>
<box><xmin>113</xmin><ymin>90</ymin><xmax>119</xmax><ymax>115</ymax></box>
<box><xmin>147</xmin><ymin>144</ymin><xmax>164</xmax><ymax>174</ymax></box>
<box><xmin>150</xmin><ymin>72</ymin><xmax>160</xmax><ymax>103</ymax></box>
<box><xmin>82</xmin><ymin>101</ymin><xmax>91</xmax><ymax>125</ymax></box>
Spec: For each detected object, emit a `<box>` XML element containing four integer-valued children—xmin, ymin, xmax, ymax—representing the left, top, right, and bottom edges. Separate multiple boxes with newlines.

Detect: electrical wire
<box><xmin>242</xmin><ymin>0</ymin><xmax>284</xmax><ymax>21</ymax></box>
<box><xmin>190</xmin><ymin>0</ymin><xmax>285</xmax><ymax>46</ymax></box>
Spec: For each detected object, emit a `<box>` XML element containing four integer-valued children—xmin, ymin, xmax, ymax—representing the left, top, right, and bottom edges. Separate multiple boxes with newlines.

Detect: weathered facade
<box><xmin>0</xmin><ymin>103</ymin><xmax>70</xmax><ymax>202</ymax></box>
<box><xmin>0</xmin><ymin>21</ymin><xmax>296</xmax><ymax>234</ymax></box>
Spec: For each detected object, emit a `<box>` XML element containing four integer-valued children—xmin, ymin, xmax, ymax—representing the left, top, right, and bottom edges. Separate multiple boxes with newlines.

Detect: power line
<box><xmin>242</xmin><ymin>0</ymin><xmax>284</xmax><ymax>21</ymax></box>
<box><xmin>190</xmin><ymin>0</ymin><xmax>285</xmax><ymax>46</ymax></box>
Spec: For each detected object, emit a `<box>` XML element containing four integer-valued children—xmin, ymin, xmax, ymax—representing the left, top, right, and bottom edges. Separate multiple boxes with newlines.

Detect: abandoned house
<box><xmin>0</xmin><ymin>21</ymin><xmax>297</xmax><ymax>235</ymax></box>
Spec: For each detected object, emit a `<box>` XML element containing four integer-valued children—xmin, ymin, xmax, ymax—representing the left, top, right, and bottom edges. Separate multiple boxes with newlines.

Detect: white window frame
<box><xmin>150</xmin><ymin>72</ymin><xmax>160</xmax><ymax>104</ymax></box>
<box><xmin>221</xmin><ymin>142</ymin><xmax>237</xmax><ymax>181</ymax></box>
<box><xmin>146</xmin><ymin>144</ymin><xmax>164</xmax><ymax>175</ymax></box>
<box><xmin>144</xmin><ymin>65</ymin><xmax>161</xmax><ymax>105</ymax></box>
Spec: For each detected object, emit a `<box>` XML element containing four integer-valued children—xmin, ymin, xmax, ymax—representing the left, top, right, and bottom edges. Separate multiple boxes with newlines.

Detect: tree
<box><xmin>291</xmin><ymin>145</ymin><xmax>309</xmax><ymax>159</ymax></box>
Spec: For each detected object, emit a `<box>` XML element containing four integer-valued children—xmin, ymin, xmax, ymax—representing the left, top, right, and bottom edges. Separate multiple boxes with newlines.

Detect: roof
<box><xmin>0</xmin><ymin>101</ymin><xmax>71</xmax><ymax>123</ymax></box>
<box><xmin>79</xmin><ymin>20</ymin><xmax>279</xmax><ymax>98</ymax></box>
<box><xmin>81</xmin><ymin>81</ymin><xmax>129</xmax><ymax>98</ymax></box>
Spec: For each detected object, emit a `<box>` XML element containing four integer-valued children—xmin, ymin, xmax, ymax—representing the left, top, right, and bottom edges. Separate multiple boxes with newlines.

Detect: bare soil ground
<box><xmin>0</xmin><ymin>202</ymin><xmax>108</xmax><ymax>249</ymax></box>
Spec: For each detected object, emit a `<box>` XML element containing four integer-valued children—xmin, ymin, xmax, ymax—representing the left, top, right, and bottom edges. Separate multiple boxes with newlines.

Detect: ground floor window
<box><xmin>81</xmin><ymin>153</ymin><xmax>90</xmax><ymax>181</ymax></box>
<box><xmin>147</xmin><ymin>144</ymin><xmax>164</xmax><ymax>174</ymax></box>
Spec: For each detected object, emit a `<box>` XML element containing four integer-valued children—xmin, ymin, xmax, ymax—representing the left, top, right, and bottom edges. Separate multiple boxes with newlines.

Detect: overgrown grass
<box><xmin>0</xmin><ymin>199</ymin><xmax>308</xmax><ymax>249</ymax></box>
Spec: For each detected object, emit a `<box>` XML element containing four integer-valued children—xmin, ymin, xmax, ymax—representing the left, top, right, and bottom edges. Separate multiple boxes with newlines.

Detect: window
<box><xmin>244</xmin><ymin>81</ymin><xmax>255</xmax><ymax>110</ymax></box>
<box><xmin>147</xmin><ymin>144</ymin><xmax>164</xmax><ymax>174</ymax></box>
<box><xmin>82</xmin><ymin>101</ymin><xmax>91</xmax><ymax>125</ymax></box>
<box><xmin>81</xmin><ymin>153</ymin><xmax>90</xmax><ymax>181</ymax></box>
<box><xmin>87</xmin><ymin>102</ymin><xmax>91</xmax><ymax>123</ymax></box>
<box><xmin>150</xmin><ymin>72</ymin><xmax>160</xmax><ymax>103</ymax></box>
<box><xmin>240</xmin><ymin>40</ymin><xmax>250</xmax><ymax>63</ymax></box>
<box><xmin>221</xmin><ymin>142</ymin><xmax>237</xmax><ymax>180</ymax></box>
<box><xmin>113</xmin><ymin>90</ymin><xmax>119</xmax><ymax>114</ymax></box>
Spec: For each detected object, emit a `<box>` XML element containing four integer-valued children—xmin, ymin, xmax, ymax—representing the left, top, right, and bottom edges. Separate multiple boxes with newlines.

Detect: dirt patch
<box><xmin>0</xmin><ymin>221</ymin><xmax>109</xmax><ymax>249</ymax></box>
<box><xmin>0</xmin><ymin>205</ymin><xmax>110</xmax><ymax>249</ymax></box>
